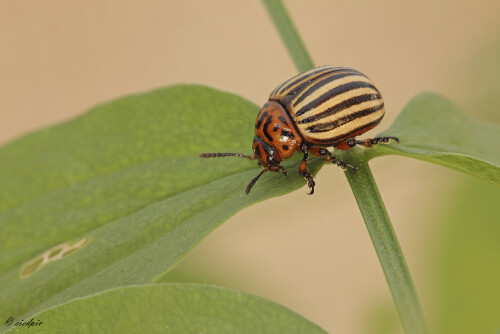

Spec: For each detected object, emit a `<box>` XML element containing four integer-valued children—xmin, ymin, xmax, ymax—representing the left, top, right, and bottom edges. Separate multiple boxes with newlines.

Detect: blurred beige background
<box><xmin>1</xmin><ymin>1</ymin><xmax>499</xmax><ymax>333</ymax></box>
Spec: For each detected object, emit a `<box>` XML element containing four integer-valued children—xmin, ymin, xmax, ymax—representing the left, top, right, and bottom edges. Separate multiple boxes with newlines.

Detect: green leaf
<box><xmin>2</xmin><ymin>83</ymin><xmax>497</xmax><ymax>333</ymax></box>
<box><xmin>368</xmin><ymin>92</ymin><xmax>500</xmax><ymax>185</ymax></box>
<box><xmin>5</xmin><ymin>283</ymin><xmax>326</xmax><ymax>334</ymax></box>
<box><xmin>0</xmin><ymin>85</ymin><xmax>322</xmax><ymax>330</ymax></box>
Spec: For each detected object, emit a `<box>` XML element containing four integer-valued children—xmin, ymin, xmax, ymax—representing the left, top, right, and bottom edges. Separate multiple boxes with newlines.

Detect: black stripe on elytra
<box><xmin>311</xmin><ymin>116</ymin><xmax>385</xmax><ymax>144</ymax></box>
<box><xmin>293</xmin><ymin>72</ymin><xmax>367</xmax><ymax>109</ymax></box>
<box><xmin>278</xmin><ymin>115</ymin><xmax>289</xmax><ymax>126</ymax></box>
<box><xmin>255</xmin><ymin>111</ymin><xmax>268</xmax><ymax>129</ymax></box>
<box><xmin>276</xmin><ymin>67</ymin><xmax>336</xmax><ymax>95</ymax></box>
<box><xmin>306</xmin><ymin>103</ymin><xmax>384</xmax><ymax>133</ymax></box>
<box><xmin>298</xmin><ymin>93</ymin><xmax>381</xmax><ymax>124</ymax></box>
<box><xmin>276</xmin><ymin>67</ymin><xmax>346</xmax><ymax>98</ymax></box>
<box><xmin>263</xmin><ymin>115</ymin><xmax>273</xmax><ymax>141</ymax></box>
<box><xmin>295</xmin><ymin>81</ymin><xmax>378</xmax><ymax>116</ymax></box>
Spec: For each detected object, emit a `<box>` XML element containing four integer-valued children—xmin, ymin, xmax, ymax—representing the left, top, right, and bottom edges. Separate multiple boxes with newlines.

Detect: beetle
<box><xmin>200</xmin><ymin>65</ymin><xmax>399</xmax><ymax>194</ymax></box>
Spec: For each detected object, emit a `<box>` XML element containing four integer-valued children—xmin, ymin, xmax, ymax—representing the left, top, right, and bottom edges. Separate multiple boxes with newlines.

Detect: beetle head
<box><xmin>253</xmin><ymin>101</ymin><xmax>300</xmax><ymax>161</ymax></box>
<box><xmin>199</xmin><ymin>101</ymin><xmax>300</xmax><ymax>194</ymax></box>
<box><xmin>252</xmin><ymin>136</ymin><xmax>282</xmax><ymax>170</ymax></box>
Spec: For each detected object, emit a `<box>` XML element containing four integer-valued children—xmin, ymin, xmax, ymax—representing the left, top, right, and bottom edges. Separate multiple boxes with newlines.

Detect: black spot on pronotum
<box><xmin>273</xmin><ymin>124</ymin><xmax>279</xmax><ymax>132</ymax></box>
<box><xmin>281</xmin><ymin>129</ymin><xmax>295</xmax><ymax>139</ymax></box>
<box><xmin>256</xmin><ymin>111</ymin><xmax>268</xmax><ymax>129</ymax></box>
<box><xmin>278</xmin><ymin>115</ymin><xmax>289</xmax><ymax>126</ymax></box>
<box><xmin>282</xmin><ymin>145</ymin><xmax>289</xmax><ymax>150</ymax></box>
<box><xmin>263</xmin><ymin>115</ymin><xmax>274</xmax><ymax>141</ymax></box>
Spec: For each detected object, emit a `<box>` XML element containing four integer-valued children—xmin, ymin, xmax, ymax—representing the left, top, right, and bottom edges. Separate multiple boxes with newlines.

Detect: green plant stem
<box><xmin>262</xmin><ymin>0</ymin><xmax>314</xmax><ymax>73</ymax></box>
<box><xmin>262</xmin><ymin>0</ymin><xmax>429</xmax><ymax>332</ymax></box>
<box><xmin>343</xmin><ymin>151</ymin><xmax>429</xmax><ymax>334</ymax></box>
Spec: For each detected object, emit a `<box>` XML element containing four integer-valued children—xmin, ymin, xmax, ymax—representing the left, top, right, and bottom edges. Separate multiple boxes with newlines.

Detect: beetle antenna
<box><xmin>246</xmin><ymin>169</ymin><xmax>267</xmax><ymax>194</ymax></box>
<box><xmin>199</xmin><ymin>152</ymin><xmax>256</xmax><ymax>160</ymax></box>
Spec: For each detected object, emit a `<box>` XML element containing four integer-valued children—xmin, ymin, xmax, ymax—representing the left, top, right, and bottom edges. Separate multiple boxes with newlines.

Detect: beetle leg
<box><xmin>298</xmin><ymin>145</ymin><xmax>315</xmax><ymax>195</ymax></box>
<box><xmin>279</xmin><ymin>165</ymin><xmax>288</xmax><ymax>175</ymax></box>
<box><xmin>339</xmin><ymin>136</ymin><xmax>400</xmax><ymax>149</ymax></box>
<box><xmin>309</xmin><ymin>147</ymin><xmax>357</xmax><ymax>171</ymax></box>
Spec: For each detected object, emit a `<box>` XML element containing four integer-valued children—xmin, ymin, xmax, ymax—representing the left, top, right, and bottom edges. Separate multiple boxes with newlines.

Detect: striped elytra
<box><xmin>269</xmin><ymin>66</ymin><xmax>385</xmax><ymax>145</ymax></box>
<box><xmin>200</xmin><ymin>66</ymin><xmax>398</xmax><ymax>195</ymax></box>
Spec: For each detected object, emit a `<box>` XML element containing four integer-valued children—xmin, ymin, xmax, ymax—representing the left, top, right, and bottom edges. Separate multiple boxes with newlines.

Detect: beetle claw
<box><xmin>300</xmin><ymin>171</ymin><xmax>315</xmax><ymax>195</ymax></box>
<box><xmin>387</xmin><ymin>136</ymin><xmax>400</xmax><ymax>144</ymax></box>
<box><xmin>307</xmin><ymin>185</ymin><xmax>315</xmax><ymax>195</ymax></box>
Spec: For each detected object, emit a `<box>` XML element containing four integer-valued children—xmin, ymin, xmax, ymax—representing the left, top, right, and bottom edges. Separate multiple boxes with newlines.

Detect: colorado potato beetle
<box><xmin>200</xmin><ymin>66</ymin><xmax>399</xmax><ymax>194</ymax></box>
